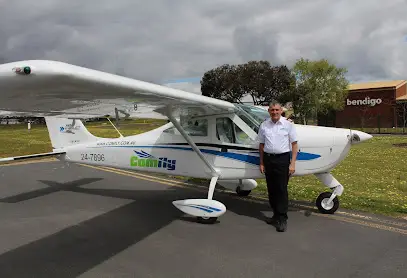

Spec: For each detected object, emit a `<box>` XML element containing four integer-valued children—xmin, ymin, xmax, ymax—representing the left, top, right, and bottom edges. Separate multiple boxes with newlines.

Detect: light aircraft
<box><xmin>0</xmin><ymin>60</ymin><xmax>372</xmax><ymax>224</ymax></box>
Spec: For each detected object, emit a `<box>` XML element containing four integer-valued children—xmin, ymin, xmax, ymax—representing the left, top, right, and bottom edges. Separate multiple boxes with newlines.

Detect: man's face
<box><xmin>268</xmin><ymin>105</ymin><xmax>282</xmax><ymax>121</ymax></box>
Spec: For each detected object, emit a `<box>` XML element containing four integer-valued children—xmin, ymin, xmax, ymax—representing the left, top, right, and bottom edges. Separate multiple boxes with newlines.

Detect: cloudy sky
<box><xmin>1</xmin><ymin>0</ymin><xmax>406</xmax><ymax>95</ymax></box>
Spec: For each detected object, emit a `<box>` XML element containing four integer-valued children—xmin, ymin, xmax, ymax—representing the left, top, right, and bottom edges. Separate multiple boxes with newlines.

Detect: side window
<box><xmin>164</xmin><ymin>119</ymin><xmax>208</xmax><ymax>136</ymax></box>
<box><xmin>216</xmin><ymin>117</ymin><xmax>256</xmax><ymax>145</ymax></box>
<box><xmin>181</xmin><ymin>118</ymin><xmax>208</xmax><ymax>136</ymax></box>
<box><xmin>234</xmin><ymin>124</ymin><xmax>254</xmax><ymax>145</ymax></box>
<box><xmin>216</xmin><ymin>118</ymin><xmax>235</xmax><ymax>143</ymax></box>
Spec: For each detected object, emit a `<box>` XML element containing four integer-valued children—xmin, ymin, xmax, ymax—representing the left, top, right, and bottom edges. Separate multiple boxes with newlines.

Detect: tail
<box><xmin>44</xmin><ymin>117</ymin><xmax>100</xmax><ymax>149</ymax></box>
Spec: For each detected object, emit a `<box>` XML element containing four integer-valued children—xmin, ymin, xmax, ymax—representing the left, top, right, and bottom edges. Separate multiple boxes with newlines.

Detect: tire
<box><xmin>316</xmin><ymin>192</ymin><xmax>339</xmax><ymax>214</ymax></box>
<box><xmin>197</xmin><ymin>217</ymin><xmax>218</xmax><ymax>224</ymax></box>
<box><xmin>236</xmin><ymin>186</ymin><xmax>251</xmax><ymax>197</ymax></box>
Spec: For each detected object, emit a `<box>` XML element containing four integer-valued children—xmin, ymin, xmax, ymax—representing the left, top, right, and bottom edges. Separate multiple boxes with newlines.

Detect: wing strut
<box><xmin>106</xmin><ymin>117</ymin><xmax>124</xmax><ymax>138</ymax></box>
<box><xmin>167</xmin><ymin>112</ymin><xmax>219</xmax><ymax>179</ymax></box>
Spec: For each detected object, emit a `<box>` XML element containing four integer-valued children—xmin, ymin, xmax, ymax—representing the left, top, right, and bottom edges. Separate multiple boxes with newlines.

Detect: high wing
<box><xmin>0</xmin><ymin>60</ymin><xmax>236</xmax><ymax>118</ymax></box>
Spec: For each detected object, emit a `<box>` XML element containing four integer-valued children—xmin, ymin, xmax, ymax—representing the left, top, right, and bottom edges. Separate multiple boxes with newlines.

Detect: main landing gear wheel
<box><xmin>197</xmin><ymin>216</ymin><xmax>218</xmax><ymax>224</ymax></box>
<box><xmin>236</xmin><ymin>186</ymin><xmax>251</xmax><ymax>197</ymax></box>
<box><xmin>316</xmin><ymin>192</ymin><xmax>339</xmax><ymax>214</ymax></box>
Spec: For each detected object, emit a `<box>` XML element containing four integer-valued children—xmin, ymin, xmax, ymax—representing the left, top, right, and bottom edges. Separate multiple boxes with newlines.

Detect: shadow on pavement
<box><xmin>0</xmin><ymin>177</ymin><xmax>312</xmax><ymax>278</ymax></box>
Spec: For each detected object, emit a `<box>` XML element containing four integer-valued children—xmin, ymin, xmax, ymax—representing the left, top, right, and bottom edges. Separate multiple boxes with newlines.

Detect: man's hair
<box><xmin>268</xmin><ymin>100</ymin><xmax>282</xmax><ymax>108</ymax></box>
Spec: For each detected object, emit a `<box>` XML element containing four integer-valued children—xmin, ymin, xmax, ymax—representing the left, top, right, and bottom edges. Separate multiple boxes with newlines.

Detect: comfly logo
<box><xmin>59</xmin><ymin>124</ymin><xmax>80</xmax><ymax>134</ymax></box>
<box><xmin>130</xmin><ymin>150</ymin><xmax>176</xmax><ymax>171</ymax></box>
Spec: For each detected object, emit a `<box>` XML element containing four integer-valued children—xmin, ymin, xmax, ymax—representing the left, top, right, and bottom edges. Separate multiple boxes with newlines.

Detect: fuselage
<box><xmin>60</xmin><ymin>119</ymin><xmax>370</xmax><ymax>180</ymax></box>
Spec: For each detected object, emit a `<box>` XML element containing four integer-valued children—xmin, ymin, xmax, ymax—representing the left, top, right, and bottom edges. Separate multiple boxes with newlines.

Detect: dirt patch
<box><xmin>393</xmin><ymin>143</ymin><xmax>407</xmax><ymax>148</ymax></box>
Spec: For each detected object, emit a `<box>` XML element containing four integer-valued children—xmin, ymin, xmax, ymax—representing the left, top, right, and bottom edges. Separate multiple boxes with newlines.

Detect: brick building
<box><xmin>334</xmin><ymin>80</ymin><xmax>407</xmax><ymax>129</ymax></box>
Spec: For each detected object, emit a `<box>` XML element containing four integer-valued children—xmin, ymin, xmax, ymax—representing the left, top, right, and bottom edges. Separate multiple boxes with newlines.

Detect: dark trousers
<box><xmin>264</xmin><ymin>152</ymin><xmax>290</xmax><ymax>221</ymax></box>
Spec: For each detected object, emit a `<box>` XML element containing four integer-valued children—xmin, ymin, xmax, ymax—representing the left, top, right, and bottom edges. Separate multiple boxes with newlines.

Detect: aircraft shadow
<box><xmin>0</xmin><ymin>178</ymin><xmax>311</xmax><ymax>277</ymax></box>
<box><xmin>0</xmin><ymin>178</ymin><xmax>104</xmax><ymax>203</ymax></box>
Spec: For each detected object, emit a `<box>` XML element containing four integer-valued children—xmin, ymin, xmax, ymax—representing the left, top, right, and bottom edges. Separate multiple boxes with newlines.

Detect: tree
<box><xmin>288</xmin><ymin>58</ymin><xmax>350</xmax><ymax>124</ymax></box>
<box><xmin>200</xmin><ymin>64</ymin><xmax>244</xmax><ymax>103</ymax></box>
<box><xmin>396</xmin><ymin>101</ymin><xmax>407</xmax><ymax>133</ymax></box>
<box><xmin>200</xmin><ymin>61</ymin><xmax>295</xmax><ymax>105</ymax></box>
<box><xmin>239</xmin><ymin>61</ymin><xmax>295</xmax><ymax>105</ymax></box>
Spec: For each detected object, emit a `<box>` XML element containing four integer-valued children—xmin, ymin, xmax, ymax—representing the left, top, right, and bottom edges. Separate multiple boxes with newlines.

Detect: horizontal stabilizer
<box><xmin>0</xmin><ymin>151</ymin><xmax>65</xmax><ymax>163</ymax></box>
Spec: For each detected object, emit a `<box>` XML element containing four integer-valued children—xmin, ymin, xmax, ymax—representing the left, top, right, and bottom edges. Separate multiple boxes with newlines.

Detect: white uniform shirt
<box><xmin>258</xmin><ymin>117</ymin><xmax>298</xmax><ymax>154</ymax></box>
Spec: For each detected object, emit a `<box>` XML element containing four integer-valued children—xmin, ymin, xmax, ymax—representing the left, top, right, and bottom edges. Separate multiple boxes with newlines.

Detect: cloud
<box><xmin>0</xmin><ymin>0</ymin><xmax>406</xmax><ymax>92</ymax></box>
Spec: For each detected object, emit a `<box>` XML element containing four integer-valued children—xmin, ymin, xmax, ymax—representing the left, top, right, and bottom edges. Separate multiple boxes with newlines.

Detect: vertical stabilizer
<box><xmin>44</xmin><ymin>117</ymin><xmax>100</xmax><ymax>149</ymax></box>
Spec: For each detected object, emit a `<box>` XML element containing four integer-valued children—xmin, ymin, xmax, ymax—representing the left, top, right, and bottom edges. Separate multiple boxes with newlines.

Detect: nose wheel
<box><xmin>236</xmin><ymin>186</ymin><xmax>251</xmax><ymax>196</ymax></box>
<box><xmin>316</xmin><ymin>192</ymin><xmax>339</xmax><ymax>214</ymax></box>
<box><xmin>197</xmin><ymin>216</ymin><xmax>218</xmax><ymax>224</ymax></box>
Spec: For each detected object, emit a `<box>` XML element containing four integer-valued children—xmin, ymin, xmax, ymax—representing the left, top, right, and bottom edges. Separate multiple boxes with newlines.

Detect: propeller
<box><xmin>348</xmin><ymin>129</ymin><xmax>372</xmax><ymax>144</ymax></box>
<box><xmin>349</xmin><ymin>129</ymin><xmax>361</xmax><ymax>143</ymax></box>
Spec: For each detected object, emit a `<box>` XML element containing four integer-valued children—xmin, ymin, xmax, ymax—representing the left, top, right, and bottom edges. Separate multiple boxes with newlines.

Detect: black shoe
<box><xmin>276</xmin><ymin>220</ymin><xmax>287</xmax><ymax>232</ymax></box>
<box><xmin>265</xmin><ymin>217</ymin><xmax>278</xmax><ymax>226</ymax></box>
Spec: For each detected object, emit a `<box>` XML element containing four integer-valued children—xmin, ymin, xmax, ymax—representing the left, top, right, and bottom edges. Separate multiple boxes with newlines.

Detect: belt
<box><xmin>264</xmin><ymin>152</ymin><xmax>289</xmax><ymax>157</ymax></box>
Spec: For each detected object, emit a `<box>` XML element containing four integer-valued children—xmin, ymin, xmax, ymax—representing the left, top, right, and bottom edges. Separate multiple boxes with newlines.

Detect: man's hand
<box><xmin>260</xmin><ymin>163</ymin><xmax>265</xmax><ymax>174</ymax></box>
<box><xmin>289</xmin><ymin>162</ymin><xmax>295</xmax><ymax>176</ymax></box>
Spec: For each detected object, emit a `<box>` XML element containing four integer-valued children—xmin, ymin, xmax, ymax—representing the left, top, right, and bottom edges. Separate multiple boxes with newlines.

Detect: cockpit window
<box><xmin>234</xmin><ymin>104</ymin><xmax>269</xmax><ymax>133</ymax></box>
<box><xmin>216</xmin><ymin>118</ymin><xmax>235</xmax><ymax>143</ymax></box>
<box><xmin>237</xmin><ymin>104</ymin><xmax>270</xmax><ymax>123</ymax></box>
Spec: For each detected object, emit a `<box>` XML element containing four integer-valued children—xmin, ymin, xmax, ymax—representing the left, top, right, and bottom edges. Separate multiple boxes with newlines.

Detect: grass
<box><xmin>1</xmin><ymin>120</ymin><xmax>406</xmax><ymax>218</ymax></box>
<box><xmin>272</xmin><ymin>135</ymin><xmax>407</xmax><ymax>218</ymax></box>
<box><xmin>0</xmin><ymin>119</ymin><xmax>167</xmax><ymax>157</ymax></box>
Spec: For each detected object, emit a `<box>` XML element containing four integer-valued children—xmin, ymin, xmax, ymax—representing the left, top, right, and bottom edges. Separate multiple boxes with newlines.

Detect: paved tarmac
<box><xmin>0</xmin><ymin>160</ymin><xmax>405</xmax><ymax>278</ymax></box>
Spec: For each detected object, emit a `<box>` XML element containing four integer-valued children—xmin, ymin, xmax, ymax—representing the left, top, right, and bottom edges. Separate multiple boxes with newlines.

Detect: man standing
<box><xmin>258</xmin><ymin>101</ymin><xmax>298</xmax><ymax>232</ymax></box>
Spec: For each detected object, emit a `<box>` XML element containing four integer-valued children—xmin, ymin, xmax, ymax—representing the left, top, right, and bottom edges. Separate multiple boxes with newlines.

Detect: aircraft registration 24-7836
<box><xmin>0</xmin><ymin>60</ymin><xmax>372</xmax><ymax>224</ymax></box>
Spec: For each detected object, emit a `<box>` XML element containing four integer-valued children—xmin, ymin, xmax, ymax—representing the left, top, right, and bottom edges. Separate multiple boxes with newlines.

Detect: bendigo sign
<box><xmin>346</xmin><ymin>97</ymin><xmax>382</xmax><ymax>107</ymax></box>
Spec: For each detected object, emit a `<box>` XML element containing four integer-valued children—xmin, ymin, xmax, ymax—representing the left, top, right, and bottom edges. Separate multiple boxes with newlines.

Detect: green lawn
<box><xmin>267</xmin><ymin>135</ymin><xmax>407</xmax><ymax>217</ymax></box>
<box><xmin>1</xmin><ymin>120</ymin><xmax>406</xmax><ymax>218</ymax></box>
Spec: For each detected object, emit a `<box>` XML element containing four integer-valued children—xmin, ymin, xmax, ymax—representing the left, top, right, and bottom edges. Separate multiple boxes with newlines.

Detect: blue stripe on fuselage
<box><xmin>97</xmin><ymin>145</ymin><xmax>321</xmax><ymax>165</ymax></box>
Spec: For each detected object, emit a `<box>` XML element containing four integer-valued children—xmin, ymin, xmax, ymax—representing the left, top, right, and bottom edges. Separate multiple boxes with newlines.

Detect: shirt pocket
<box><xmin>278</xmin><ymin>127</ymin><xmax>289</xmax><ymax>137</ymax></box>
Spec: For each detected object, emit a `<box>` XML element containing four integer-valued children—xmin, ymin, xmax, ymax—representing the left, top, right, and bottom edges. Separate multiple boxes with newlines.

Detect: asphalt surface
<box><xmin>0</xmin><ymin>160</ymin><xmax>405</xmax><ymax>278</ymax></box>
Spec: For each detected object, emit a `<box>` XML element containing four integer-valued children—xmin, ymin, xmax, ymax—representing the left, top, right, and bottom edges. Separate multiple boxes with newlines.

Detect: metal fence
<box><xmin>315</xmin><ymin>114</ymin><xmax>407</xmax><ymax>134</ymax></box>
<box><xmin>308</xmin><ymin>101</ymin><xmax>407</xmax><ymax>135</ymax></box>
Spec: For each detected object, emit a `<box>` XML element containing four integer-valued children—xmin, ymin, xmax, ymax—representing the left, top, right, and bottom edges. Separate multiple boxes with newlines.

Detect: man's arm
<box><xmin>291</xmin><ymin>141</ymin><xmax>298</xmax><ymax>164</ymax></box>
<box><xmin>288</xmin><ymin>123</ymin><xmax>298</xmax><ymax>175</ymax></box>
<box><xmin>259</xmin><ymin>143</ymin><xmax>264</xmax><ymax>164</ymax></box>
<box><xmin>259</xmin><ymin>143</ymin><xmax>265</xmax><ymax>174</ymax></box>
<box><xmin>258</xmin><ymin>124</ymin><xmax>265</xmax><ymax>173</ymax></box>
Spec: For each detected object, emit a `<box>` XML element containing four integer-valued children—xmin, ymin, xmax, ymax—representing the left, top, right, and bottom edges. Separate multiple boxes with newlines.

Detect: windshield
<box><xmin>234</xmin><ymin>104</ymin><xmax>270</xmax><ymax>133</ymax></box>
<box><xmin>237</xmin><ymin>104</ymin><xmax>270</xmax><ymax>123</ymax></box>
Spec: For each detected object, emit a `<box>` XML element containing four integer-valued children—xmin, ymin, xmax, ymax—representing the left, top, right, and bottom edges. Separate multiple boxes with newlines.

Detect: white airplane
<box><xmin>0</xmin><ymin>60</ymin><xmax>372</xmax><ymax>224</ymax></box>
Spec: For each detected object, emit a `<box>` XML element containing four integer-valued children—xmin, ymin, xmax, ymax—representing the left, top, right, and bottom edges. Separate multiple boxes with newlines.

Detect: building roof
<box><xmin>349</xmin><ymin>80</ymin><xmax>406</xmax><ymax>91</ymax></box>
<box><xmin>397</xmin><ymin>94</ymin><xmax>407</xmax><ymax>101</ymax></box>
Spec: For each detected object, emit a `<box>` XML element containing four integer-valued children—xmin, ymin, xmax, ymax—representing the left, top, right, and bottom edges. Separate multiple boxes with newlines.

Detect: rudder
<box><xmin>44</xmin><ymin>117</ymin><xmax>100</xmax><ymax>149</ymax></box>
